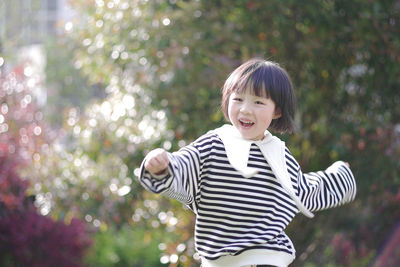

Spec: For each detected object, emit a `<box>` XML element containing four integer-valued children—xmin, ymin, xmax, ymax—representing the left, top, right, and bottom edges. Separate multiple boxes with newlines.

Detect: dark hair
<box><xmin>221</xmin><ymin>58</ymin><xmax>297</xmax><ymax>133</ymax></box>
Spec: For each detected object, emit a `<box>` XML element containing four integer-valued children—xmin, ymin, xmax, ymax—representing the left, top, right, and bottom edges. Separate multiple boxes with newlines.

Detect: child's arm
<box><xmin>301</xmin><ymin>161</ymin><xmax>356</xmax><ymax>211</ymax></box>
<box><xmin>139</xmin><ymin>145</ymin><xmax>201</xmax><ymax>211</ymax></box>
<box><xmin>286</xmin><ymin>151</ymin><xmax>356</xmax><ymax>213</ymax></box>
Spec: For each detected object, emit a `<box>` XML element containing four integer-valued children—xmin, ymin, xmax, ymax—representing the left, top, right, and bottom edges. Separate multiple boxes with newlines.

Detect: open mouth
<box><xmin>239</xmin><ymin>119</ymin><xmax>254</xmax><ymax>128</ymax></box>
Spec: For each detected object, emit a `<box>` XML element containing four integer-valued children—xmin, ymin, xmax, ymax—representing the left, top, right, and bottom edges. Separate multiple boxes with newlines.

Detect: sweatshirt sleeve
<box><xmin>139</xmin><ymin>144</ymin><xmax>201</xmax><ymax>212</ymax></box>
<box><xmin>299</xmin><ymin>161</ymin><xmax>356</xmax><ymax>212</ymax></box>
<box><xmin>285</xmin><ymin>150</ymin><xmax>356</xmax><ymax>212</ymax></box>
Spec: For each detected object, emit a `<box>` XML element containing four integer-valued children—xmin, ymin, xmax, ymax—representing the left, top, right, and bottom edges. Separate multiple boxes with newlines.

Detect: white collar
<box><xmin>214</xmin><ymin>124</ymin><xmax>314</xmax><ymax>218</ymax></box>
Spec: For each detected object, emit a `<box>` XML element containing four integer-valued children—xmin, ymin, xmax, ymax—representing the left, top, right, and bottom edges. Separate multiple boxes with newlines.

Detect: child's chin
<box><xmin>239</xmin><ymin>132</ymin><xmax>256</xmax><ymax>140</ymax></box>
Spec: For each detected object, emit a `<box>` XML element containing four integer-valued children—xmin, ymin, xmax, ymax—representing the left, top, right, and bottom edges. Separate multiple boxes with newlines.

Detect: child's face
<box><xmin>228</xmin><ymin>91</ymin><xmax>281</xmax><ymax>140</ymax></box>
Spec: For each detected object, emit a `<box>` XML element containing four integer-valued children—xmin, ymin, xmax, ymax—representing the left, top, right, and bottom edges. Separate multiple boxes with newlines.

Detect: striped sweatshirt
<box><xmin>139</xmin><ymin>125</ymin><xmax>356</xmax><ymax>266</ymax></box>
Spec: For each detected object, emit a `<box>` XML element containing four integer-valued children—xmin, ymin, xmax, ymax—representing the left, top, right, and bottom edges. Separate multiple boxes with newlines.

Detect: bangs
<box><xmin>235</xmin><ymin>73</ymin><xmax>269</xmax><ymax>98</ymax></box>
<box><xmin>233</xmin><ymin>66</ymin><xmax>273</xmax><ymax>99</ymax></box>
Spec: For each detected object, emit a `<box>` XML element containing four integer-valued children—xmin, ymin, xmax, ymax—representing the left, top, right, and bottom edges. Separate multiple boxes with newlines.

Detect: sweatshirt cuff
<box><xmin>139</xmin><ymin>160</ymin><xmax>174</xmax><ymax>194</ymax></box>
<box><xmin>326</xmin><ymin>160</ymin><xmax>357</xmax><ymax>203</ymax></box>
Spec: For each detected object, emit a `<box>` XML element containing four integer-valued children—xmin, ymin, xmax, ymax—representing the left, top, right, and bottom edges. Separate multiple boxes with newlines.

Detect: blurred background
<box><xmin>0</xmin><ymin>0</ymin><xmax>399</xmax><ymax>266</ymax></box>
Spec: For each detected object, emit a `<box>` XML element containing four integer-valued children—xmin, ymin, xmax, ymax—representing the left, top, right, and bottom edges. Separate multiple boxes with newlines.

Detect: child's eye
<box><xmin>255</xmin><ymin>101</ymin><xmax>265</xmax><ymax>105</ymax></box>
<box><xmin>233</xmin><ymin>97</ymin><xmax>243</xmax><ymax>101</ymax></box>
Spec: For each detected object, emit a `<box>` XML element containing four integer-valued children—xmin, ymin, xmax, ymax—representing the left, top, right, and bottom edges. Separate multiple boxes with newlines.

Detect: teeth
<box><xmin>239</xmin><ymin>119</ymin><xmax>253</xmax><ymax>126</ymax></box>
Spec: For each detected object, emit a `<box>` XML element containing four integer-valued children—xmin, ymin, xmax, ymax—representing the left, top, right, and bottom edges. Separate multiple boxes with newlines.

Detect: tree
<box><xmin>33</xmin><ymin>0</ymin><xmax>400</xmax><ymax>266</ymax></box>
<box><xmin>0</xmin><ymin>63</ymin><xmax>91</xmax><ymax>266</ymax></box>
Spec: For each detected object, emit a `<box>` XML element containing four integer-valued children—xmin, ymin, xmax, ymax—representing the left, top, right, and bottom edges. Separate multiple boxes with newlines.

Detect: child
<box><xmin>139</xmin><ymin>58</ymin><xmax>356</xmax><ymax>267</ymax></box>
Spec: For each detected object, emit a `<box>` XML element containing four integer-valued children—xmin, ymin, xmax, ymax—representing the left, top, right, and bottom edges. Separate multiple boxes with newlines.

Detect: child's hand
<box><xmin>144</xmin><ymin>148</ymin><xmax>169</xmax><ymax>176</ymax></box>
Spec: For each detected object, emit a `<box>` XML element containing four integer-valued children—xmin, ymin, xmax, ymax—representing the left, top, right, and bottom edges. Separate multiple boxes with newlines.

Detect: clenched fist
<box><xmin>144</xmin><ymin>148</ymin><xmax>169</xmax><ymax>176</ymax></box>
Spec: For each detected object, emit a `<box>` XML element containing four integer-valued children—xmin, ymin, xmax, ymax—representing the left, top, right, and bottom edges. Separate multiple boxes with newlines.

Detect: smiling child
<box><xmin>139</xmin><ymin>58</ymin><xmax>356</xmax><ymax>267</ymax></box>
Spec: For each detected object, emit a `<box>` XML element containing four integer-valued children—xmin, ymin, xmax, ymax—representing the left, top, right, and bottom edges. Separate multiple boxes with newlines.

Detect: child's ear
<box><xmin>273</xmin><ymin>108</ymin><xmax>282</xmax><ymax>119</ymax></box>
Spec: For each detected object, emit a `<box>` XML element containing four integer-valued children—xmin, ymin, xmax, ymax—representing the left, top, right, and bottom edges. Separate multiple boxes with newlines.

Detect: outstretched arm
<box><xmin>298</xmin><ymin>161</ymin><xmax>356</xmax><ymax>212</ymax></box>
<box><xmin>285</xmin><ymin>150</ymin><xmax>356</xmax><ymax>213</ymax></box>
<box><xmin>139</xmin><ymin>145</ymin><xmax>201</xmax><ymax>212</ymax></box>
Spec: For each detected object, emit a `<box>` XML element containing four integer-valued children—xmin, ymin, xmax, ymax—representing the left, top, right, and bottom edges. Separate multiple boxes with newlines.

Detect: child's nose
<box><xmin>240</xmin><ymin>102</ymin><xmax>252</xmax><ymax>114</ymax></box>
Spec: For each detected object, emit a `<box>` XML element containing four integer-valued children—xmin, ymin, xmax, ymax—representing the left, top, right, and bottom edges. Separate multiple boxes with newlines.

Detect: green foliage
<box><xmin>85</xmin><ymin>224</ymin><xmax>164</xmax><ymax>267</ymax></box>
<box><xmin>43</xmin><ymin>37</ymin><xmax>106</xmax><ymax>127</ymax></box>
<box><xmin>19</xmin><ymin>0</ymin><xmax>400</xmax><ymax>266</ymax></box>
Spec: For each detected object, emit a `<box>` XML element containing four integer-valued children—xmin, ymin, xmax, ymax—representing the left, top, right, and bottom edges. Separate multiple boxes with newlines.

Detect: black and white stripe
<box><xmin>139</xmin><ymin>131</ymin><xmax>356</xmax><ymax>260</ymax></box>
